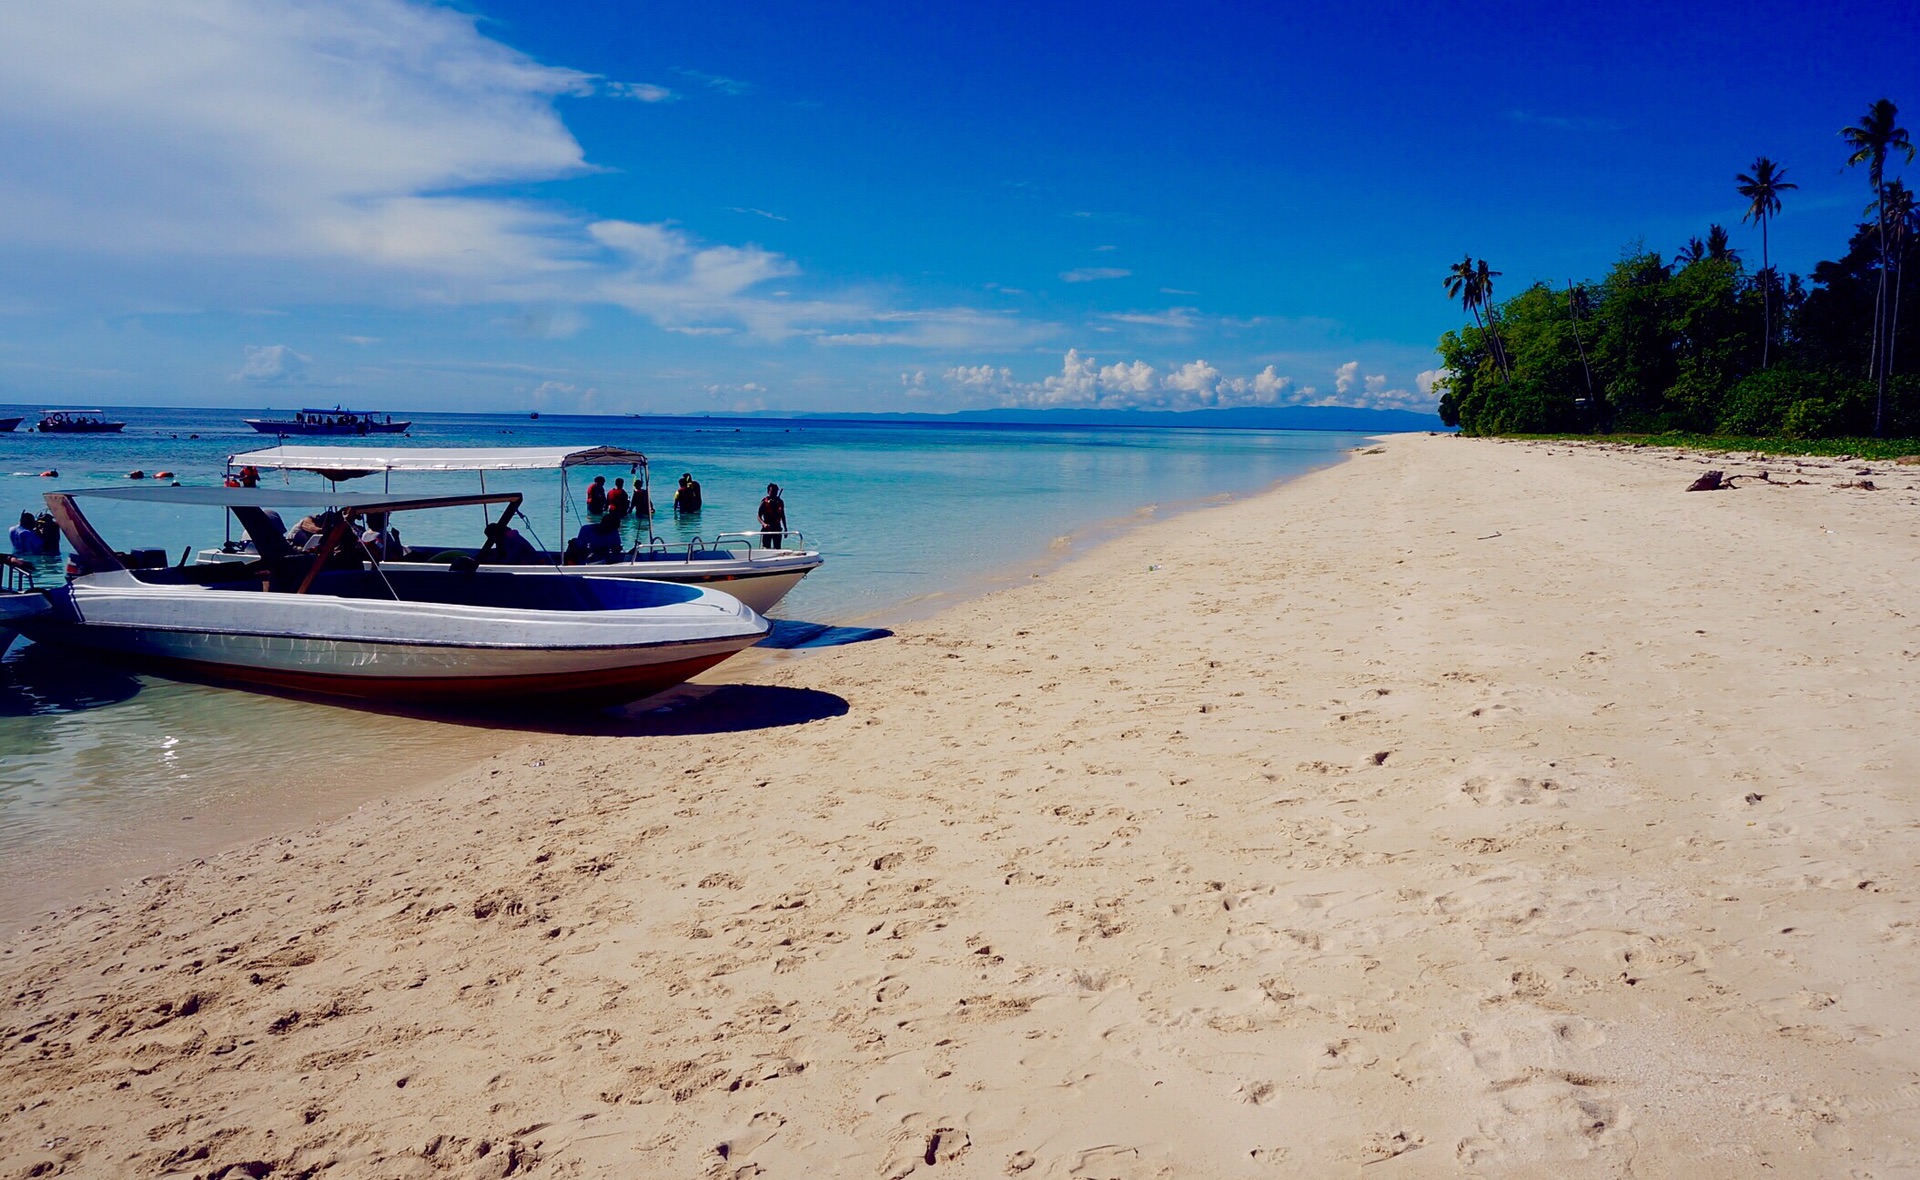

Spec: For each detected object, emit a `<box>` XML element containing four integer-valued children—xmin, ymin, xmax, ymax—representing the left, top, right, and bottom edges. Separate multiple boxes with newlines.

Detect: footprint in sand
<box><xmin>716</xmin><ymin>1111</ymin><xmax>786</xmax><ymax>1167</ymax></box>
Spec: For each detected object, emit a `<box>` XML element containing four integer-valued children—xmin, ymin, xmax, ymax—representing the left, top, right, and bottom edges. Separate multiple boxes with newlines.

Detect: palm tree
<box><xmin>1842</xmin><ymin>98</ymin><xmax>1915</xmax><ymax>436</ymax></box>
<box><xmin>1736</xmin><ymin>157</ymin><xmax>1797</xmax><ymax>368</ymax></box>
<box><xmin>1705</xmin><ymin>224</ymin><xmax>1739</xmax><ymax>265</ymax></box>
<box><xmin>1883</xmin><ymin>180</ymin><xmax>1917</xmax><ymax>381</ymax></box>
<box><xmin>1475</xmin><ymin>258</ymin><xmax>1512</xmax><ymax>379</ymax></box>
<box><xmin>1445</xmin><ymin>256</ymin><xmax>1509</xmax><ymax>380</ymax></box>
<box><xmin>1445</xmin><ymin>255</ymin><xmax>1484</xmax><ymax>329</ymax></box>
<box><xmin>1675</xmin><ymin>236</ymin><xmax>1706</xmax><ymax>266</ymax></box>
<box><xmin>1566</xmin><ymin>280</ymin><xmax>1596</xmax><ymax>410</ymax></box>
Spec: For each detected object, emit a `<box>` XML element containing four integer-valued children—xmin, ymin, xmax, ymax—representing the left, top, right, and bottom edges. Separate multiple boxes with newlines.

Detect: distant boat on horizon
<box><xmin>37</xmin><ymin>410</ymin><xmax>126</xmax><ymax>433</ymax></box>
<box><xmin>244</xmin><ymin>407</ymin><xmax>410</xmax><ymax>436</ymax></box>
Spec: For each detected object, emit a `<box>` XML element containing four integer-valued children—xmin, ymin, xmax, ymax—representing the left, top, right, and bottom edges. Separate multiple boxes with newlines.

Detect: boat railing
<box><xmin>3</xmin><ymin>559</ymin><xmax>38</xmax><ymax>592</ymax></box>
<box><xmin>713</xmin><ymin>530</ymin><xmax>805</xmax><ymax>560</ymax></box>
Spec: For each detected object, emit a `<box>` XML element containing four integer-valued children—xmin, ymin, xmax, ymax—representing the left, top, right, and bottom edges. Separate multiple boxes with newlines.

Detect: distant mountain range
<box><xmin>769</xmin><ymin>405</ymin><xmax>1448</xmax><ymax>432</ymax></box>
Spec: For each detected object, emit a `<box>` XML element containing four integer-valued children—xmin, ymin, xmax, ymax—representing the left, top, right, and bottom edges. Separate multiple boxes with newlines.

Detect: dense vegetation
<box><xmin>1438</xmin><ymin>98</ymin><xmax>1920</xmax><ymax>441</ymax></box>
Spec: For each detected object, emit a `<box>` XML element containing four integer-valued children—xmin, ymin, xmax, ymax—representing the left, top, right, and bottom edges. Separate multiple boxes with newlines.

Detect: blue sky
<box><xmin>0</xmin><ymin>0</ymin><xmax>1914</xmax><ymax>415</ymax></box>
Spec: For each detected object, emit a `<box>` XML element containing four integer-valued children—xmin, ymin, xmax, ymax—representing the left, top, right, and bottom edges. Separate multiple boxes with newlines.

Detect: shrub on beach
<box><xmin>1716</xmin><ymin>369</ymin><xmax>1867</xmax><ymax>438</ymax></box>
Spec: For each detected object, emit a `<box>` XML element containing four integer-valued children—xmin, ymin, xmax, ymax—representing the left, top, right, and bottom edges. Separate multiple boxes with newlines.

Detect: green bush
<box><xmin>1716</xmin><ymin>368</ymin><xmax>1859</xmax><ymax>437</ymax></box>
<box><xmin>1779</xmin><ymin>397</ymin><xmax>1838</xmax><ymax>439</ymax></box>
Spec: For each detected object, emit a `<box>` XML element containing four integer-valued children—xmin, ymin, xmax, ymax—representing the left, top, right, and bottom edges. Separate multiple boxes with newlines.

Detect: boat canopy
<box><xmin>45</xmin><ymin>486</ymin><xmax>526</xmax><ymax>575</ymax></box>
<box><xmin>51</xmin><ymin>485</ymin><xmax>525</xmax><ymax>513</ymax></box>
<box><xmin>227</xmin><ymin>444</ymin><xmax>649</xmax><ymax>480</ymax></box>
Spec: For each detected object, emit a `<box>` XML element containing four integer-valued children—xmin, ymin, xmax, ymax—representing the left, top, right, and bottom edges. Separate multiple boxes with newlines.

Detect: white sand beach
<box><xmin>5</xmin><ymin>434</ymin><xmax>1920</xmax><ymax>1178</ymax></box>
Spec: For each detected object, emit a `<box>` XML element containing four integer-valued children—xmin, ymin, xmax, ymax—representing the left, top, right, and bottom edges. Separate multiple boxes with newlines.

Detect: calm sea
<box><xmin>0</xmin><ymin>405</ymin><xmax>1369</xmax><ymax>928</ymax></box>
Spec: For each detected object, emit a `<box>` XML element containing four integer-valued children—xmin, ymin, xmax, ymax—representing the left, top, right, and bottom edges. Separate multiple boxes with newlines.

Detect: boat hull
<box><xmin>22</xmin><ymin>573</ymin><xmax>767</xmax><ymax>706</ymax></box>
<box><xmin>245</xmin><ymin>419</ymin><xmax>411</xmax><ymax>435</ymax></box>
<box><xmin>0</xmin><ymin>591</ymin><xmax>50</xmax><ymax>655</ymax></box>
<box><xmin>20</xmin><ymin>621</ymin><xmax>744</xmax><ymax>704</ymax></box>
<box><xmin>456</xmin><ymin>554</ymin><xmax>818</xmax><ymax>615</ymax></box>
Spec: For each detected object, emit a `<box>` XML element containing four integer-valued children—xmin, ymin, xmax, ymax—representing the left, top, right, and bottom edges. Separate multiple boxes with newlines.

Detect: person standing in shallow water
<box><xmin>674</xmin><ymin>472</ymin><xmax>703</xmax><ymax>515</ymax></box>
<box><xmin>9</xmin><ymin>512</ymin><xmax>42</xmax><ymax>555</ymax></box>
<box><xmin>606</xmin><ymin>478</ymin><xmax>630</xmax><ymax>519</ymax></box>
<box><xmin>585</xmin><ymin>475</ymin><xmax>608</xmax><ymax>516</ymax></box>
<box><xmin>757</xmin><ymin>483</ymin><xmax>787</xmax><ymax>549</ymax></box>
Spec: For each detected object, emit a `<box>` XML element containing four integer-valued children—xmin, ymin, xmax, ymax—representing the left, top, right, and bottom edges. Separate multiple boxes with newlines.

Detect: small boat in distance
<box><xmin>244</xmin><ymin>407</ymin><xmax>411</xmax><ymax>436</ymax></box>
<box><xmin>29</xmin><ymin>485</ymin><xmax>767</xmax><ymax>706</ymax></box>
<box><xmin>37</xmin><ymin>410</ymin><xmax>126</xmax><ymax>433</ymax></box>
<box><xmin>0</xmin><ymin>417</ymin><xmax>22</xmax><ymax>432</ymax></box>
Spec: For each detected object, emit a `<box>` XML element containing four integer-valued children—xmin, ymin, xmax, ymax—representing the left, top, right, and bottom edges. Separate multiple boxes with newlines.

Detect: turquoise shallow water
<box><xmin>0</xmin><ymin>405</ymin><xmax>1368</xmax><ymax>925</ymax></box>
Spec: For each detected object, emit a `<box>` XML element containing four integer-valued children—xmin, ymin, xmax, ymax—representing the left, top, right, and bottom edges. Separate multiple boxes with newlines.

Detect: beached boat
<box><xmin>220</xmin><ymin>444</ymin><xmax>824</xmax><ymax>614</ymax></box>
<box><xmin>26</xmin><ymin>486</ymin><xmax>768</xmax><ymax>705</ymax></box>
<box><xmin>244</xmin><ymin>408</ymin><xmax>411</xmax><ymax>436</ymax></box>
<box><xmin>37</xmin><ymin>410</ymin><xmax>126</xmax><ymax>433</ymax></box>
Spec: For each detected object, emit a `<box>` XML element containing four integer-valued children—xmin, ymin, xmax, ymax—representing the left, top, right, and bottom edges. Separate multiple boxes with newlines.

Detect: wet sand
<box><xmin>5</xmin><ymin>434</ymin><xmax>1920</xmax><ymax>1177</ymax></box>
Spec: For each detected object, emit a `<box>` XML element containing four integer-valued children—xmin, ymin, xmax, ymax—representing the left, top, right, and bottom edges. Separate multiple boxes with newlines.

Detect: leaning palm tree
<box><xmin>1842</xmin><ymin>98</ymin><xmax>1915</xmax><ymax>436</ymax></box>
<box><xmin>1445</xmin><ymin>256</ymin><xmax>1508</xmax><ymax>380</ymax></box>
<box><xmin>1736</xmin><ymin>157</ymin><xmax>1797</xmax><ymax>368</ymax></box>
<box><xmin>1445</xmin><ymin>255</ymin><xmax>1484</xmax><ymax>330</ymax></box>
<box><xmin>1475</xmin><ymin>258</ymin><xmax>1512</xmax><ymax>379</ymax></box>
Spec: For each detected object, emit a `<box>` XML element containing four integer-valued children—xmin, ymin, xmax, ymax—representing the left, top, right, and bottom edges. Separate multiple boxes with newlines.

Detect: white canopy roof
<box><xmin>227</xmin><ymin>444</ymin><xmax>648</xmax><ymax>476</ymax></box>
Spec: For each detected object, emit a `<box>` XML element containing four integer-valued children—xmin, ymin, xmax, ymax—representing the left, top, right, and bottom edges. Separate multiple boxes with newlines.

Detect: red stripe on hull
<box><xmin>108</xmin><ymin>648</ymin><xmax>744</xmax><ymax>707</ymax></box>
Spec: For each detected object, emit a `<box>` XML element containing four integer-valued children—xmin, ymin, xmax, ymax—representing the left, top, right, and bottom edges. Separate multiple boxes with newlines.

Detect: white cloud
<box><xmin>1416</xmin><ymin>368</ymin><xmax>1443</xmax><ymax>394</ymax></box>
<box><xmin>0</xmin><ymin>1</ymin><xmax>874</xmax><ymax>339</ymax></box>
<box><xmin>1217</xmin><ymin>365</ymin><xmax>1291</xmax><ymax>405</ymax></box>
<box><xmin>913</xmin><ymin>351</ymin><xmax>1437</xmax><ymax>414</ymax></box>
<box><xmin>675</xmin><ymin>68</ymin><xmax>751</xmax><ymax>95</ymax></box>
<box><xmin>232</xmin><ymin>343</ymin><xmax>311</xmax><ymax>385</ymax></box>
<box><xmin>1102</xmin><ymin>307</ymin><xmax>1198</xmax><ymax>329</ymax></box>
<box><xmin>1061</xmin><ymin>267</ymin><xmax>1132</xmax><ymax>283</ymax></box>
<box><xmin>1164</xmin><ymin>360</ymin><xmax>1222</xmax><ymax>397</ymax></box>
<box><xmin>1098</xmin><ymin>360</ymin><xmax>1157</xmax><ymax>394</ymax></box>
<box><xmin>605</xmin><ymin>81</ymin><xmax>673</xmax><ymax>102</ymax></box>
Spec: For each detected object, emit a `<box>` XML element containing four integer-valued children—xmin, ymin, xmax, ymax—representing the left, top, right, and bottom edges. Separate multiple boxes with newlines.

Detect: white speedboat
<box><xmin>221</xmin><ymin>444</ymin><xmax>823</xmax><ymax>614</ymax></box>
<box><xmin>28</xmin><ymin>486</ymin><xmax>768</xmax><ymax>706</ymax></box>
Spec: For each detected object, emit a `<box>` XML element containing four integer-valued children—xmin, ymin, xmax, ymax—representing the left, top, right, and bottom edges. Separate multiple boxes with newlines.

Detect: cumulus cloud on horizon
<box><xmin>910</xmin><ymin>351</ymin><xmax>1436</xmax><ymax>414</ymax></box>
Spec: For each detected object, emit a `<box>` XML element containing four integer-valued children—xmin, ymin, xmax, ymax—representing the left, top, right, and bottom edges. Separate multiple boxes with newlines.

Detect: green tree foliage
<box><xmin>1440</xmin><ymin>101</ymin><xmax>1920</xmax><ymax>440</ymax></box>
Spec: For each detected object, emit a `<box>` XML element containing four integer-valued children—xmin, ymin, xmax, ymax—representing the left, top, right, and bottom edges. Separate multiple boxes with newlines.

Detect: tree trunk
<box><xmin>1567</xmin><ymin>280</ymin><xmax>1595</xmax><ymax>414</ymax></box>
<box><xmin>1874</xmin><ymin>187</ymin><xmax>1890</xmax><ymax>437</ymax></box>
<box><xmin>1760</xmin><ymin>214</ymin><xmax>1772</xmax><ymax>370</ymax></box>
<box><xmin>1891</xmin><ymin>235</ymin><xmax>1906</xmax><ymax>383</ymax></box>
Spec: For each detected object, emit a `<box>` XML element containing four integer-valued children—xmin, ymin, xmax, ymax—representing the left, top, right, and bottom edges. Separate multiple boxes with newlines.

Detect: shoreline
<box><xmin>8</xmin><ymin>433</ymin><xmax>1918</xmax><ymax>1174</ymax></box>
<box><xmin>0</xmin><ymin>438</ymin><xmax>1374</xmax><ymax>937</ymax></box>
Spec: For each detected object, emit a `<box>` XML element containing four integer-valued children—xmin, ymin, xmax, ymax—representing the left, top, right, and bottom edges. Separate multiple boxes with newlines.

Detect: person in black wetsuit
<box><xmin>674</xmin><ymin>472</ymin><xmax>703</xmax><ymax>515</ymax></box>
<box><xmin>757</xmin><ymin>483</ymin><xmax>787</xmax><ymax>549</ymax></box>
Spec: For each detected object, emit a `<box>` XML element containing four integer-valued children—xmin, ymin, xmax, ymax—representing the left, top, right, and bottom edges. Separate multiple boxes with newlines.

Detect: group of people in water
<box><xmin>8</xmin><ymin>511</ymin><xmax>61</xmax><ymax>556</ymax></box>
<box><xmin>561</xmin><ymin>472</ymin><xmax>788</xmax><ymax>563</ymax></box>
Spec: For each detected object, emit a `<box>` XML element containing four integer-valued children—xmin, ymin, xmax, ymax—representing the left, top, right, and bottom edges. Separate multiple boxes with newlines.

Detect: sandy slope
<box><xmin>5</xmin><ymin>434</ymin><xmax>1920</xmax><ymax>1178</ymax></box>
